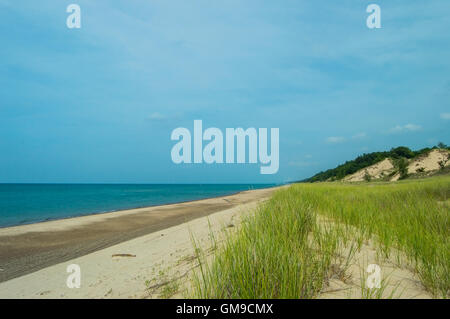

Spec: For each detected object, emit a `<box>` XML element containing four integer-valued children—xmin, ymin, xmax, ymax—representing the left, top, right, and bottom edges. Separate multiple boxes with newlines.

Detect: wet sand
<box><xmin>0</xmin><ymin>187</ymin><xmax>278</xmax><ymax>283</ymax></box>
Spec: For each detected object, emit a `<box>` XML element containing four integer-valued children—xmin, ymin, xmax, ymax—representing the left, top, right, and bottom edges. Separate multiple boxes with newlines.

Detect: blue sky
<box><xmin>0</xmin><ymin>0</ymin><xmax>449</xmax><ymax>183</ymax></box>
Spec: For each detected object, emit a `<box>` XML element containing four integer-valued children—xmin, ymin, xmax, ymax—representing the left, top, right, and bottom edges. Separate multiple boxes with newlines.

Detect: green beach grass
<box><xmin>190</xmin><ymin>175</ymin><xmax>449</xmax><ymax>298</ymax></box>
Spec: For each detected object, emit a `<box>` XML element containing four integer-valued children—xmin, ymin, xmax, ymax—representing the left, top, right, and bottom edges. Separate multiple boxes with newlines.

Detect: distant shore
<box><xmin>0</xmin><ymin>186</ymin><xmax>279</xmax><ymax>285</ymax></box>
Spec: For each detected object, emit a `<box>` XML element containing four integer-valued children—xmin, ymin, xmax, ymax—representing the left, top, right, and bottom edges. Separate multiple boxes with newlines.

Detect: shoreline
<box><xmin>0</xmin><ymin>195</ymin><xmax>272</xmax><ymax>298</ymax></box>
<box><xmin>0</xmin><ymin>186</ymin><xmax>280</xmax><ymax>285</ymax></box>
<box><xmin>0</xmin><ymin>184</ymin><xmax>279</xmax><ymax>229</ymax></box>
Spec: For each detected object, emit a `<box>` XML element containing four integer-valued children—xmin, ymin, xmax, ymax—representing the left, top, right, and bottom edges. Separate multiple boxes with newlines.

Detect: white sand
<box><xmin>407</xmin><ymin>149</ymin><xmax>450</xmax><ymax>174</ymax></box>
<box><xmin>0</xmin><ymin>200</ymin><xmax>261</xmax><ymax>299</ymax></box>
<box><xmin>344</xmin><ymin>158</ymin><xmax>395</xmax><ymax>182</ymax></box>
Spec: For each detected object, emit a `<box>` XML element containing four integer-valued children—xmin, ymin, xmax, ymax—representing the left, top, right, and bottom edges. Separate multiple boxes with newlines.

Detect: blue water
<box><xmin>0</xmin><ymin>184</ymin><xmax>276</xmax><ymax>228</ymax></box>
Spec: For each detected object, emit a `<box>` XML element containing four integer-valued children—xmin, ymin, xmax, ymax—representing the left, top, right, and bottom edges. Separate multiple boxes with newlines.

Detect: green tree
<box><xmin>391</xmin><ymin>146</ymin><xmax>414</xmax><ymax>159</ymax></box>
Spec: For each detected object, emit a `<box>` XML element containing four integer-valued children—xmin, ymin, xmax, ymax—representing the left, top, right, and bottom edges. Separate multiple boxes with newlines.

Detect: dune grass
<box><xmin>296</xmin><ymin>176</ymin><xmax>449</xmax><ymax>297</ymax></box>
<box><xmin>190</xmin><ymin>190</ymin><xmax>343</xmax><ymax>298</ymax></box>
<box><xmin>190</xmin><ymin>175</ymin><xmax>449</xmax><ymax>298</ymax></box>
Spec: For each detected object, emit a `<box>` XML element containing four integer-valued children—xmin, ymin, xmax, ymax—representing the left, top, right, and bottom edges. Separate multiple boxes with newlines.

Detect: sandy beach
<box><xmin>0</xmin><ymin>186</ymin><xmax>279</xmax><ymax>297</ymax></box>
<box><xmin>0</xmin><ymin>182</ymin><xmax>434</xmax><ymax>299</ymax></box>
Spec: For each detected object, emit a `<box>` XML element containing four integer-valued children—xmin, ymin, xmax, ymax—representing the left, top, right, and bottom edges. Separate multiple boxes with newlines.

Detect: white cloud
<box><xmin>352</xmin><ymin>132</ymin><xmax>367</xmax><ymax>139</ymax></box>
<box><xmin>440</xmin><ymin>113</ymin><xmax>450</xmax><ymax>120</ymax></box>
<box><xmin>326</xmin><ymin>136</ymin><xmax>345</xmax><ymax>143</ymax></box>
<box><xmin>388</xmin><ymin>124</ymin><xmax>422</xmax><ymax>134</ymax></box>
<box><xmin>404</xmin><ymin>124</ymin><xmax>421</xmax><ymax>131</ymax></box>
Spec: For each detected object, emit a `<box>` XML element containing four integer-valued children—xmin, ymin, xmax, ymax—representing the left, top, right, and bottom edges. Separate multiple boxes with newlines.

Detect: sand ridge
<box><xmin>344</xmin><ymin>149</ymin><xmax>450</xmax><ymax>182</ymax></box>
<box><xmin>344</xmin><ymin>158</ymin><xmax>395</xmax><ymax>182</ymax></box>
<box><xmin>407</xmin><ymin>149</ymin><xmax>450</xmax><ymax>174</ymax></box>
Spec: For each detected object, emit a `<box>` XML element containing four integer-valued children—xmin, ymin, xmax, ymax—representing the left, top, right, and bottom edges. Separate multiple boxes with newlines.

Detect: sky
<box><xmin>0</xmin><ymin>0</ymin><xmax>449</xmax><ymax>184</ymax></box>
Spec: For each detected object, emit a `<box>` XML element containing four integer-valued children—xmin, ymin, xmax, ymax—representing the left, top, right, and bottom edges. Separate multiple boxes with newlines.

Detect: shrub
<box><xmin>397</xmin><ymin>158</ymin><xmax>409</xmax><ymax>180</ymax></box>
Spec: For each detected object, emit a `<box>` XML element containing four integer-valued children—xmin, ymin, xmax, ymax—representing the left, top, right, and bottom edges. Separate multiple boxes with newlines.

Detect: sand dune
<box><xmin>344</xmin><ymin>149</ymin><xmax>449</xmax><ymax>182</ymax></box>
<box><xmin>344</xmin><ymin>158</ymin><xmax>395</xmax><ymax>182</ymax></box>
<box><xmin>407</xmin><ymin>149</ymin><xmax>449</xmax><ymax>174</ymax></box>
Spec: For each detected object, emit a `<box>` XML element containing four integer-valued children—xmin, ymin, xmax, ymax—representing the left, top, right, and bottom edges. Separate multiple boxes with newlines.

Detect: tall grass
<box><xmin>190</xmin><ymin>176</ymin><xmax>449</xmax><ymax>298</ymax></box>
<box><xmin>190</xmin><ymin>190</ymin><xmax>342</xmax><ymax>298</ymax></box>
<box><xmin>293</xmin><ymin>176</ymin><xmax>449</xmax><ymax>297</ymax></box>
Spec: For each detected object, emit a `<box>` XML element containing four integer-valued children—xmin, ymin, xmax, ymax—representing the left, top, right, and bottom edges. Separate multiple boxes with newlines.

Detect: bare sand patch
<box><xmin>344</xmin><ymin>158</ymin><xmax>395</xmax><ymax>182</ymax></box>
<box><xmin>319</xmin><ymin>241</ymin><xmax>431</xmax><ymax>299</ymax></box>
<box><xmin>407</xmin><ymin>149</ymin><xmax>449</xmax><ymax>174</ymax></box>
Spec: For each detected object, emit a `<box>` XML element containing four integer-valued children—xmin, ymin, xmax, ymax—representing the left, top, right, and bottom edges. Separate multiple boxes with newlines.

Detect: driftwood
<box><xmin>111</xmin><ymin>254</ymin><xmax>136</xmax><ymax>258</ymax></box>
